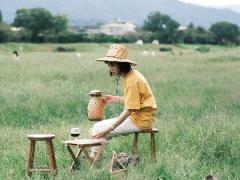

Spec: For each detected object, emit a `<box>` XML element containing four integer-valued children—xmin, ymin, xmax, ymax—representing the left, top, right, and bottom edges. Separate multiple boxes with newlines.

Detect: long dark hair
<box><xmin>106</xmin><ymin>62</ymin><xmax>132</xmax><ymax>76</ymax></box>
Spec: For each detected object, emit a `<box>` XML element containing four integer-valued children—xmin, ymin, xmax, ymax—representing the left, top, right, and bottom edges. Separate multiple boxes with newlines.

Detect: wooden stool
<box><xmin>131</xmin><ymin>128</ymin><xmax>158</xmax><ymax>161</ymax></box>
<box><xmin>63</xmin><ymin>138</ymin><xmax>104</xmax><ymax>171</ymax></box>
<box><xmin>26</xmin><ymin>134</ymin><xmax>57</xmax><ymax>176</ymax></box>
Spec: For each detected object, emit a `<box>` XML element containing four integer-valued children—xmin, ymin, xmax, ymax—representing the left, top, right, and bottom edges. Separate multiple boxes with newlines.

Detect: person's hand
<box><xmin>101</xmin><ymin>95</ymin><xmax>115</xmax><ymax>105</ymax></box>
<box><xmin>93</xmin><ymin>127</ymin><xmax>111</xmax><ymax>139</ymax></box>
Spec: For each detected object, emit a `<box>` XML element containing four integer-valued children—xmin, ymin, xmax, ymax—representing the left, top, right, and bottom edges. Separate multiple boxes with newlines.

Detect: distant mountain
<box><xmin>225</xmin><ymin>5</ymin><xmax>240</xmax><ymax>13</ymax></box>
<box><xmin>1</xmin><ymin>0</ymin><xmax>240</xmax><ymax>28</ymax></box>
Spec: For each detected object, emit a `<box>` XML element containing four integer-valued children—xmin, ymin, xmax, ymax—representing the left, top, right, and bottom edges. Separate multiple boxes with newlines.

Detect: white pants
<box><xmin>91</xmin><ymin>117</ymin><xmax>141</xmax><ymax>155</ymax></box>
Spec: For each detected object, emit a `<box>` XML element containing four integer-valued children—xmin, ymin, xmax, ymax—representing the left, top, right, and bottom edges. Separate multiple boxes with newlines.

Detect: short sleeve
<box><xmin>124</xmin><ymin>83</ymin><xmax>140</xmax><ymax>110</ymax></box>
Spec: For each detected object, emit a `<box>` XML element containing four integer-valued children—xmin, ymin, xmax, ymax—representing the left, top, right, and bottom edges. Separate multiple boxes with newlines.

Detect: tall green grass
<box><xmin>0</xmin><ymin>43</ymin><xmax>240</xmax><ymax>179</ymax></box>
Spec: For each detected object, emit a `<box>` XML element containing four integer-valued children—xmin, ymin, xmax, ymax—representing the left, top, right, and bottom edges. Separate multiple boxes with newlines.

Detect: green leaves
<box><xmin>13</xmin><ymin>8</ymin><xmax>68</xmax><ymax>42</ymax></box>
<box><xmin>210</xmin><ymin>22</ymin><xmax>240</xmax><ymax>45</ymax></box>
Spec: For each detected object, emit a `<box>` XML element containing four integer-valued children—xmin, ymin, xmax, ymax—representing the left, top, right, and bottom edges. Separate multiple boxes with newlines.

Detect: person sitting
<box><xmin>90</xmin><ymin>44</ymin><xmax>158</xmax><ymax>160</ymax></box>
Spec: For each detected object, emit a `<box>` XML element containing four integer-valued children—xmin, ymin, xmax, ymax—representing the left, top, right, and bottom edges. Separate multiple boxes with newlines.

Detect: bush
<box><xmin>56</xmin><ymin>32</ymin><xmax>84</xmax><ymax>43</ymax></box>
<box><xmin>55</xmin><ymin>46</ymin><xmax>76</xmax><ymax>52</ymax></box>
<box><xmin>195</xmin><ymin>46</ymin><xmax>210</xmax><ymax>53</ymax></box>
<box><xmin>159</xmin><ymin>47</ymin><xmax>172</xmax><ymax>52</ymax></box>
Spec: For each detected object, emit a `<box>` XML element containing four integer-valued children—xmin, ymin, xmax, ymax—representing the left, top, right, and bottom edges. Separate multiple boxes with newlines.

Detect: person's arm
<box><xmin>102</xmin><ymin>95</ymin><xmax>124</xmax><ymax>105</ymax></box>
<box><xmin>110</xmin><ymin>109</ymin><xmax>131</xmax><ymax>130</ymax></box>
<box><xmin>93</xmin><ymin>109</ymin><xmax>131</xmax><ymax>139</ymax></box>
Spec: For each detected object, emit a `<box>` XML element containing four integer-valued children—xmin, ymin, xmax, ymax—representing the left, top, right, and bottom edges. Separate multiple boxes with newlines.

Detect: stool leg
<box><xmin>132</xmin><ymin>133</ymin><xmax>138</xmax><ymax>155</ymax></box>
<box><xmin>26</xmin><ymin>140</ymin><xmax>35</xmax><ymax>177</ymax></box>
<box><xmin>46</xmin><ymin>140</ymin><xmax>57</xmax><ymax>176</ymax></box>
<box><xmin>150</xmin><ymin>133</ymin><xmax>156</xmax><ymax>161</ymax></box>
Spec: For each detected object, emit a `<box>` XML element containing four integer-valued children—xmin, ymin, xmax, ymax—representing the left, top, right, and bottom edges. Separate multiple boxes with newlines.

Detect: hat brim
<box><xmin>97</xmin><ymin>57</ymin><xmax>137</xmax><ymax>66</ymax></box>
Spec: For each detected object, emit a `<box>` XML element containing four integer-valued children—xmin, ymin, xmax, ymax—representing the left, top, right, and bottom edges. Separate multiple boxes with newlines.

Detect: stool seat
<box><xmin>140</xmin><ymin>128</ymin><xmax>159</xmax><ymax>133</ymax></box>
<box><xmin>27</xmin><ymin>134</ymin><xmax>55</xmax><ymax>140</ymax></box>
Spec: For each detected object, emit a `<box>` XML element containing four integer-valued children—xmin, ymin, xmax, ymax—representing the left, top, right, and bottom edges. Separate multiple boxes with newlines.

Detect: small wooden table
<box><xmin>63</xmin><ymin>138</ymin><xmax>104</xmax><ymax>171</ymax></box>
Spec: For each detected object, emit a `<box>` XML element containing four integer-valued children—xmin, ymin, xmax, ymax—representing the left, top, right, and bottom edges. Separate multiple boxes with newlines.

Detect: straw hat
<box><xmin>97</xmin><ymin>44</ymin><xmax>137</xmax><ymax>66</ymax></box>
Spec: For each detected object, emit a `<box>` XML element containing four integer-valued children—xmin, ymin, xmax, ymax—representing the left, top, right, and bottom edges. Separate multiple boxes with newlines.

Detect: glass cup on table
<box><xmin>70</xmin><ymin>128</ymin><xmax>80</xmax><ymax>139</ymax></box>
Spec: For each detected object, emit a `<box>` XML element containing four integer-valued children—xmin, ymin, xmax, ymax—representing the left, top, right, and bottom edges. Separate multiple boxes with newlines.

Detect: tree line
<box><xmin>0</xmin><ymin>8</ymin><xmax>240</xmax><ymax>45</ymax></box>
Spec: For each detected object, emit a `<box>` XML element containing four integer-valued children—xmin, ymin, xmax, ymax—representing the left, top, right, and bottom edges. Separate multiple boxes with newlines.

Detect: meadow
<box><xmin>0</xmin><ymin>43</ymin><xmax>240</xmax><ymax>179</ymax></box>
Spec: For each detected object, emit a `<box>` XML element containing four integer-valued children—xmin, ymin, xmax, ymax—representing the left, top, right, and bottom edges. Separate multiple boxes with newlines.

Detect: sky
<box><xmin>179</xmin><ymin>0</ymin><xmax>240</xmax><ymax>7</ymax></box>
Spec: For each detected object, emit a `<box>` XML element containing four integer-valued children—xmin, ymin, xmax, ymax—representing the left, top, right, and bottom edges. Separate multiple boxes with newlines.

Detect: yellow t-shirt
<box><xmin>123</xmin><ymin>69</ymin><xmax>157</xmax><ymax>129</ymax></box>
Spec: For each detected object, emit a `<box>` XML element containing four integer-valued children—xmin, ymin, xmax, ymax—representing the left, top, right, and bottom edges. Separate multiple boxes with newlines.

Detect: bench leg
<box><xmin>46</xmin><ymin>140</ymin><xmax>57</xmax><ymax>176</ymax></box>
<box><xmin>26</xmin><ymin>140</ymin><xmax>35</xmax><ymax>177</ymax></box>
<box><xmin>150</xmin><ymin>133</ymin><xmax>156</xmax><ymax>161</ymax></box>
<box><xmin>132</xmin><ymin>133</ymin><xmax>138</xmax><ymax>155</ymax></box>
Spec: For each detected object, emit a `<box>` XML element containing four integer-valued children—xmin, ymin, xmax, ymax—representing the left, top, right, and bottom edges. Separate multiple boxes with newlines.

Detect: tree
<box><xmin>13</xmin><ymin>8</ymin><xmax>69</xmax><ymax>42</ymax></box>
<box><xmin>183</xmin><ymin>23</ymin><xmax>196</xmax><ymax>43</ymax></box>
<box><xmin>210</xmin><ymin>21</ymin><xmax>240</xmax><ymax>45</ymax></box>
<box><xmin>182</xmin><ymin>23</ymin><xmax>213</xmax><ymax>44</ymax></box>
<box><xmin>52</xmin><ymin>15</ymin><xmax>68</xmax><ymax>34</ymax></box>
<box><xmin>13</xmin><ymin>8</ymin><xmax>52</xmax><ymax>41</ymax></box>
<box><xmin>13</xmin><ymin>8</ymin><xmax>53</xmax><ymax>41</ymax></box>
<box><xmin>0</xmin><ymin>23</ymin><xmax>11</xmax><ymax>42</ymax></box>
<box><xmin>0</xmin><ymin>10</ymin><xmax>2</xmax><ymax>22</ymax></box>
<box><xmin>143</xmin><ymin>12</ymin><xmax>180</xmax><ymax>43</ymax></box>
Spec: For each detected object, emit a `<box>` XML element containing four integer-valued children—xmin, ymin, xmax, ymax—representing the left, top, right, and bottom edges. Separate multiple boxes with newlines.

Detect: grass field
<box><xmin>0</xmin><ymin>43</ymin><xmax>240</xmax><ymax>179</ymax></box>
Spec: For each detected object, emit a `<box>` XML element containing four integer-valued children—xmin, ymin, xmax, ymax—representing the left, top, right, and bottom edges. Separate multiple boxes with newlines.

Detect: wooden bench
<box><xmin>26</xmin><ymin>134</ymin><xmax>57</xmax><ymax>177</ymax></box>
<box><xmin>131</xmin><ymin>128</ymin><xmax>158</xmax><ymax>161</ymax></box>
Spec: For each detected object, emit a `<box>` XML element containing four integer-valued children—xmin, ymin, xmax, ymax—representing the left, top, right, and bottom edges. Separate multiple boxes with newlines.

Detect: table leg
<box><xmin>82</xmin><ymin>147</ymin><xmax>93</xmax><ymax>164</ymax></box>
<box><xmin>67</xmin><ymin>146</ymin><xmax>83</xmax><ymax>171</ymax></box>
<box><xmin>91</xmin><ymin>145</ymin><xmax>104</xmax><ymax>167</ymax></box>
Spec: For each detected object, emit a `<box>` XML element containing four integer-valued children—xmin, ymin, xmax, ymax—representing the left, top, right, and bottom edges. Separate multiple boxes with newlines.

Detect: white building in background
<box><xmin>87</xmin><ymin>18</ymin><xmax>136</xmax><ymax>36</ymax></box>
<box><xmin>100</xmin><ymin>21</ymin><xmax>136</xmax><ymax>35</ymax></box>
<box><xmin>177</xmin><ymin>25</ymin><xmax>187</xmax><ymax>31</ymax></box>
